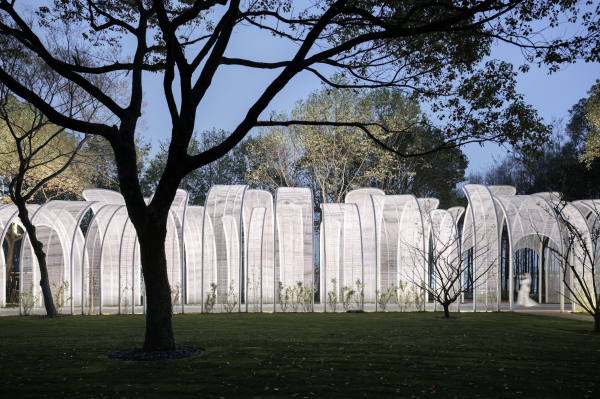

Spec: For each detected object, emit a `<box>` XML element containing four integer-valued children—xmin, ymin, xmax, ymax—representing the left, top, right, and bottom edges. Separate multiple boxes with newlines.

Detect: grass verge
<box><xmin>0</xmin><ymin>312</ymin><xmax>598</xmax><ymax>398</ymax></box>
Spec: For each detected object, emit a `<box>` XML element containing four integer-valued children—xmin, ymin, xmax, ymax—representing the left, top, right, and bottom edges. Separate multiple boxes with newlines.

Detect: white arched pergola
<box><xmin>4</xmin><ymin>184</ymin><xmax>600</xmax><ymax>315</ymax></box>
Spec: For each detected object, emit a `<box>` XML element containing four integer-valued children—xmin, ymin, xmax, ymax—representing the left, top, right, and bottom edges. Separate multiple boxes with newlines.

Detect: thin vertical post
<box><xmin>18</xmin><ymin>233</ymin><xmax>25</xmax><ymax>316</ymax></box>
<box><xmin>132</xmin><ymin>238</ymin><xmax>136</xmax><ymax>315</ymax></box>
<box><xmin>509</xmin><ymin>241</ymin><xmax>514</xmax><ymax>312</ymax></box>
<box><xmin>371</xmin><ymin>195</ymin><xmax>379</xmax><ymax>313</ymax></box>
<box><xmin>181</xmin><ymin>192</ymin><xmax>188</xmax><ymax>315</ymax></box>
<box><xmin>200</xmin><ymin>188</ymin><xmax>212</xmax><ymax>314</ymax></box>
<box><xmin>239</xmin><ymin>187</ymin><xmax>247</xmax><ymax>313</ymax></box>
<box><xmin>310</xmin><ymin>189</ymin><xmax>315</xmax><ymax>313</ymax></box>
<box><xmin>273</xmin><ymin>189</ymin><xmax>277</xmax><ymax>313</ymax></box>
<box><xmin>356</xmin><ymin>203</ymin><xmax>365</xmax><ymax>312</ymax></box>
<box><xmin>322</xmin><ymin>205</ymin><xmax>326</xmax><ymax>313</ymax></box>
<box><xmin>260</xmin><ymin>208</ymin><xmax>265</xmax><ymax>313</ymax></box>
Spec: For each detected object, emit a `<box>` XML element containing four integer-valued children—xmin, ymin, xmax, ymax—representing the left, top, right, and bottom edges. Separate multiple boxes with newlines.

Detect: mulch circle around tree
<box><xmin>32</xmin><ymin>314</ymin><xmax>71</xmax><ymax>319</ymax></box>
<box><xmin>110</xmin><ymin>347</ymin><xmax>203</xmax><ymax>361</ymax></box>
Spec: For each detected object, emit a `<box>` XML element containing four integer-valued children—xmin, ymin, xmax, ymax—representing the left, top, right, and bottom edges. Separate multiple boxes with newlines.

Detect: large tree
<box><xmin>0</xmin><ymin>0</ymin><xmax>595</xmax><ymax>352</ymax></box>
<box><xmin>0</xmin><ymin>93</ymin><xmax>90</xmax><ymax>317</ymax></box>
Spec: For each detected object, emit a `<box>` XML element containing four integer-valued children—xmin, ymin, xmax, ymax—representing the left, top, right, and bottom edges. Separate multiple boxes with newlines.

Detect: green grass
<box><xmin>0</xmin><ymin>312</ymin><xmax>598</xmax><ymax>398</ymax></box>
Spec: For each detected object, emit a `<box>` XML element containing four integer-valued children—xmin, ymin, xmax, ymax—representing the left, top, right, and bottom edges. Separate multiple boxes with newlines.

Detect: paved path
<box><xmin>514</xmin><ymin>309</ymin><xmax>594</xmax><ymax>322</ymax></box>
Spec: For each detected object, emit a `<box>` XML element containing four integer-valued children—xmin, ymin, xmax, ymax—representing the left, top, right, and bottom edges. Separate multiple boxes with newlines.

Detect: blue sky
<box><xmin>139</xmin><ymin>21</ymin><xmax>599</xmax><ymax>177</ymax></box>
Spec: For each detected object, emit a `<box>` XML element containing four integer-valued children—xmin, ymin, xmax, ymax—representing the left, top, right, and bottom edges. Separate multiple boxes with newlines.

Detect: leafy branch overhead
<box><xmin>2</xmin><ymin>0</ymin><xmax>593</xmax><ymax>178</ymax></box>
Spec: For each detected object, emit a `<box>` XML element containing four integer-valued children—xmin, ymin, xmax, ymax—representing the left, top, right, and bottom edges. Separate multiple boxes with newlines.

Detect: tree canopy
<box><xmin>247</xmin><ymin>84</ymin><xmax>467</xmax><ymax>208</ymax></box>
<box><xmin>581</xmin><ymin>80</ymin><xmax>600</xmax><ymax>166</ymax></box>
<box><xmin>478</xmin><ymin>81</ymin><xmax>600</xmax><ymax>200</ymax></box>
<box><xmin>0</xmin><ymin>95</ymin><xmax>85</xmax><ymax>203</ymax></box>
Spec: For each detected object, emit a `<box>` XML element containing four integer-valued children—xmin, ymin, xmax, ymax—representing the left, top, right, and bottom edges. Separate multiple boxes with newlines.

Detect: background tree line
<box><xmin>140</xmin><ymin>82</ymin><xmax>468</xmax><ymax>209</ymax></box>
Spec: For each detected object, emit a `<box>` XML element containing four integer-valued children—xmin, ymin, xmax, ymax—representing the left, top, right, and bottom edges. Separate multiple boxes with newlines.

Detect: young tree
<box><xmin>0</xmin><ymin>94</ymin><xmax>89</xmax><ymax>316</ymax></box>
<box><xmin>0</xmin><ymin>32</ymin><xmax>124</xmax><ymax>316</ymax></box>
<box><xmin>0</xmin><ymin>0</ymin><xmax>594</xmax><ymax>352</ymax></box>
<box><xmin>405</xmin><ymin>209</ymin><xmax>498</xmax><ymax>318</ymax></box>
<box><xmin>543</xmin><ymin>200</ymin><xmax>600</xmax><ymax>332</ymax></box>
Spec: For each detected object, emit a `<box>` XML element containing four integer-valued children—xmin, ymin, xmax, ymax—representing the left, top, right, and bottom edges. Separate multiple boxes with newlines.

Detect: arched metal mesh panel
<box><xmin>372</xmin><ymin>194</ymin><xmax>426</xmax><ymax>310</ymax></box>
<box><xmin>345</xmin><ymin>188</ymin><xmax>384</xmax><ymax>303</ymax></box>
<box><xmin>81</xmin><ymin>204</ymin><xmax>125</xmax><ymax>314</ymax></box>
<box><xmin>320</xmin><ymin>203</ymin><xmax>363</xmax><ymax>310</ymax></box>
<box><xmin>184</xmin><ymin>205</ymin><xmax>204</xmax><ymax>305</ymax></box>
<box><xmin>243</xmin><ymin>189</ymin><xmax>274</xmax><ymax>310</ymax></box>
<box><xmin>447</xmin><ymin>206</ymin><xmax>465</xmax><ymax>223</ymax></box>
<box><xmin>462</xmin><ymin>184</ymin><xmax>503</xmax><ymax>311</ymax></box>
<box><xmin>83</xmin><ymin>190</ymin><xmax>141</xmax><ymax>314</ymax></box>
<box><xmin>539</xmin><ymin>194</ymin><xmax>594</xmax><ymax>310</ymax></box>
<box><xmin>274</xmin><ymin>187</ymin><xmax>314</xmax><ymax>311</ymax></box>
<box><xmin>202</xmin><ymin>185</ymin><xmax>247</xmax><ymax>311</ymax></box>
<box><xmin>571</xmin><ymin>199</ymin><xmax>600</xmax><ymax>312</ymax></box>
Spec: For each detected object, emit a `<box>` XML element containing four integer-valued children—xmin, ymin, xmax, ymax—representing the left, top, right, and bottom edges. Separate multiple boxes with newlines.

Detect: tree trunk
<box><xmin>595</xmin><ymin>313</ymin><xmax>600</xmax><ymax>334</ymax></box>
<box><xmin>111</xmin><ymin>123</ymin><xmax>179</xmax><ymax>351</ymax></box>
<box><xmin>137</xmin><ymin>218</ymin><xmax>175</xmax><ymax>351</ymax></box>
<box><xmin>4</xmin><ymin>228</ymin><xmax>22</xmax><ymax>302</ymax></box>
<box><xmin>16</xmin><ymin>204</ymin><xmax>58</xmax><ymax>317</ymax></box>
<box><xmin>443</xmin><ymin>302</ymin><xmax>450</xmax><ymax>318</ymax></box>
<box><xmin>5</xmin><ymin>228</ymin><xmax>18</xmax><ymax>277</ymax></box>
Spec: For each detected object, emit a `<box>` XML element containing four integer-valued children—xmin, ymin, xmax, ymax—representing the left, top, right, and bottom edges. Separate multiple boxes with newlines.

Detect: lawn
<box><xmin>0</xmin><ymin>312</ymin><xmax>597</xmax><ymax>398</ymax></box>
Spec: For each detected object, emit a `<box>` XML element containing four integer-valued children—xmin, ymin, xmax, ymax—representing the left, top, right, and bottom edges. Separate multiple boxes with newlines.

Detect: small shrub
<box><xmin>483</xmin><ymin>289</ymin><xmax>498</xmax><ymax>312</ymax></box>
<box><xmin>205</xmin><ymin>283</ymin><xmax>217</xmax><ymax>313</ymax></box>
<box><xmin>120</xmin><ymin>281</ymin><xmax>131</xmax><ymax>313</ymax></box>
<box><xmin>20</xmin><ymin>283</ymin><xmax>40</xmax><ymax>316</ymax></box>
<box><xmin>277</xmin><ymin>281</ymin><xmax>290</xmax><ymax>313</ymax></box>
<box><xmin>248</xmin><ymin>274</ymin><xmax>261</xmax><ymax>312</ymax></box>
<box><xmin>223</xmin><ymin>280</ymin><xmax>238</xmax><ymax>313</ymax></box>
<box><xmin>396</xmin><ymin>281</ymin><xmax>411</xmax><ymax>312</ymax></box>
<box><xmin>290</xmin><ymin>282</ymin><xmax>301</xmax><ymax>313</ymax></box>
<box><xmin>171</xmin><ymin>282</ymin><xmax>181</xmax><ymax>313</ymax></box>
<box><xmin>51</xmin><ymin>280</ymin><xmax>71</xmax><ymax>315</ymax></box>
<box><xmin>87</xmin><ymin>273</ymin><xmax>98</xmax><ymax>315</ymax></box>
<box><xmin>341</xmin><ymin>285</ymin><xmax>355</xmax><ymax>312</ymax></box>
<box><xmin>327</xmin><ymin>279</ymin><xmax>339</xmax><ymax>312</ymax></box>
<box><xmin>353</xmin><ymin>279</ymin><xmax>365</xmax><ymax>310</ymax></box>
<box><xmin>300</xmin><ymin>282</ymin><xmax>314</xmax><ymax>312</ymax></box>
<box><xmin>411</xmin><ymin>285</ymin><xmax>424</xmax><ymax>310</ymax></box>
<box><xmin>376</xmin><ymin>286</ymin><xmax>396</xmax><ymax>311</ymax></box>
